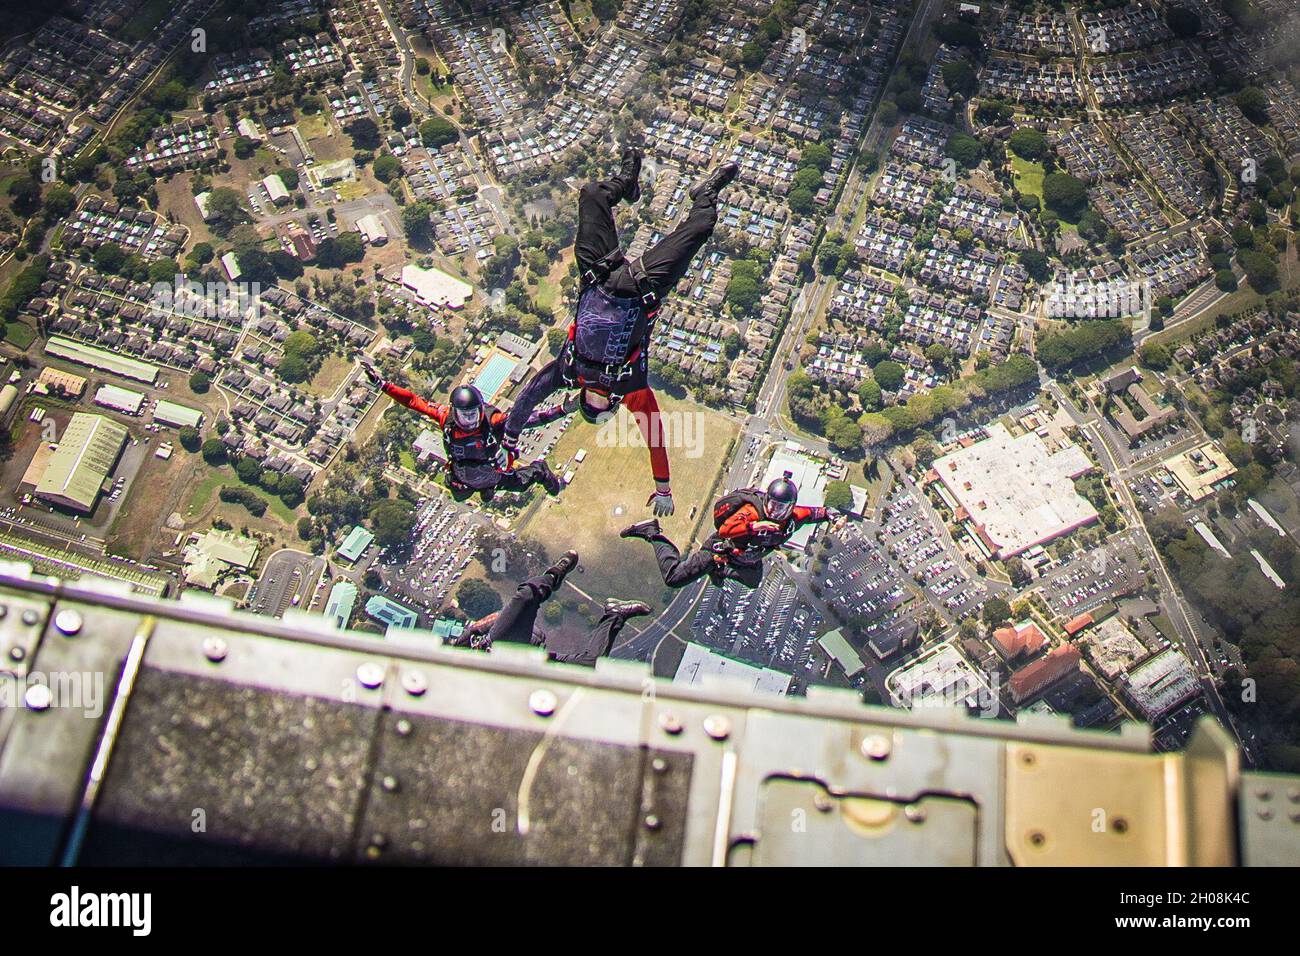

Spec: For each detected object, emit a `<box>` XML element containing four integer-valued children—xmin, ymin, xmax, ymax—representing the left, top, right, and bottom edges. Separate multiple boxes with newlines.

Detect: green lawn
<box><xmin>1011</xmin><ymin>155</ymin><xmax>1045</xmax><ymax>201</ymax></box>
<box><xmin>122</xmin><ymin>0</ymin><xmax>174</xmax><ymax>42</ymax></box>
<box><xmin>4</xmin><ymin>322</ymin><xmax>35</xmax><ymax>348</ymax></box>
<box><xmin>186</xmin><ymin>466</ymin><xmax>298</xmax><ymax>524</ymax></box>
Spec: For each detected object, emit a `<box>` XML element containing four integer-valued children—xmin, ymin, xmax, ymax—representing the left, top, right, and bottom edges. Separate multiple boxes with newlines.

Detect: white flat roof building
<box><xmin>888</xmin><ymin>644</ymin><xmax>993</xmax><ymax>712</ymax></box>
<box><xmin>673</xmin><ymin>642</ymin><xmax>791</xmax><ymax>696</ymax></box>
<box><xmin>263</xmin><ymin>174</ymin><xmax>290</xmax><ymax>205</ymax></box>
<box><xmin>221</xmin><ymin>252</ymin><xmax>242</xmax><ymax>281</ymax></box>
<box><xmin>356</xmin><ymin>213</ymin><xmax>388</xmax><ymax>245</ymax></box>
<box><xmin>1121</xmin><ymin>647</ymin><xmax>1199</xmax><ymax>722</ymax></box>
<box><xmin>400</xmin><ymin>264</ymin><xmax>473</xmax><ymax>310</ymax></box>
<box><xmin>931</xmin><ymin>422</ymin><xmax>1097</xmax><ymax>558</ymax></box>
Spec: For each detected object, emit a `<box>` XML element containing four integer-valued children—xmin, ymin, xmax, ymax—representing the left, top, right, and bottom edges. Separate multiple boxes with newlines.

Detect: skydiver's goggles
<box><xmin>453</xmin><ymin>406</ymin><xmax>482</xmax><ymax>430</ymax></box>
<box><xmin>765</xmin><ymin>499</ymin><xmax>795</xmax><ymax>522</ymax></box>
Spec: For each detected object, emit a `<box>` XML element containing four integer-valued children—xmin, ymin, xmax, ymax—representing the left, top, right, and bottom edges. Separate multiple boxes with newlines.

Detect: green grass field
<box><xmin>1012</xmin><ymin>155</ymin><xmax>1044</xmax><ymax>201</ymax></box>
<box><xmin>4</xmin><ymin>322</ymin><xmax>35</xmax><ymax>348</ymax></box>
<box><xmin>518</xmin><ymin>395</ymin><xmax>740</xmax><ymax>611</ymax></box>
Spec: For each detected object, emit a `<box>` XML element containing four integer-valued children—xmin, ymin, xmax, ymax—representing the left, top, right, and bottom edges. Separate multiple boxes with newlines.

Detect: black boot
<box><xmin>604</xmin><ymin>598</ymin><xmax>652</xmax><ymax>620</ymax></box>
<box><xmin>620</xmin><ymin>518</ymin><xmax>661</xmax><ymax>540</ymax></box>
<box><xmin>689</xmin><ymin>162</ymin><xmax>739</xmax><ymax>205</ymax></box>
<box><xmin>545</xmin><ymin>550</ymin><xmax>579</xmax><ymax>590</ymax></box>
<box><xmin>538</xmin><ymin>461</ymin><xmax>563</xmax><ymax>496</ymax></box>
<box><xmin>618</xmin><ymin>145</ymin><xmax>643</xmax><ymax>203</ymax></box>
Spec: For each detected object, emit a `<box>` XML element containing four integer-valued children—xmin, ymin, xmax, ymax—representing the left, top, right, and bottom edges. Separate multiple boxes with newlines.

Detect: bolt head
<box><xmin>356</xmin><ymin>662</ymin><xmax>384</xmax><ymax>689</ymax></box>
<box><xmin>861</xmin><ymin>735</ymin><xmax>891</xmax><ymax>760</ymax></box>
<box><xmin>54</xmin><ymin>609</ymin><xmax>83</xmax><ymax>636</ymax></box>
<box><xmin>529</xmin><ymin>689</ymin><xmax>557</xmax><ymax>717</ymax></box>
<box><xmin>401</xmin><ymin>669</ymin><xmax>427</xmax><ymax>696</ymax></box>
<box><xmin>202</xmin><ymin>636</ymin><xmax>228</xmax><ymax>662</ymax></box>
<box><xmin>658</xmin><ymin>712</ymin><xmax>683</xmax><ymax>735</ymax></box>
<box><xmin>24</xmin><ymin>684</ymin><xmax>52</xmax><ymax>711</ymax></box>
<box><xmin>703</xmin><ymin>714</ymin><xmax>731</xmax><ymax>741</ymax></box>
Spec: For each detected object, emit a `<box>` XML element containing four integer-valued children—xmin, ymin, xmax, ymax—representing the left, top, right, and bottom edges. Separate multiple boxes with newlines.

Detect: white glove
<box><xmin>647</xmin><ymin>482</ymin><xmax>674</xmax><ymax>516</ymax></box>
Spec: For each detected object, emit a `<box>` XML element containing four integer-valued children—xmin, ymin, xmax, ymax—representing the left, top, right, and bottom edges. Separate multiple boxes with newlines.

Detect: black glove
<box><xmin>359</xmin><ymin>356</ymin><xmax>383</xmax><ymax>386</ymax></box>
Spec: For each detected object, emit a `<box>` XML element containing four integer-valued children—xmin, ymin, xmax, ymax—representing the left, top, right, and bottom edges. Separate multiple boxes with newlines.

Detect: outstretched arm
<box><xmin>382</xmin><ymin>382</ymin><xmax>448</xmax><ymax>425</ymax></box>
<box><xmin>793</xmin><ymin>505</ymin><xmax>831</xmax><ymax>525</ymax></box>
<box><xmin>622</xmin><ymin>387</ymin><xmax>673</xmax><ymax>515</ymax></box>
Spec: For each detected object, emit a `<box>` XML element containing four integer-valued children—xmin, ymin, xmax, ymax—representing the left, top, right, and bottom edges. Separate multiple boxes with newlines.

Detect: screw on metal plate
<box><xmin>54</xmin><ymin>609</ymin><xmax>83</xmax><ymax>636</ymax></box>
<box><xmin>203</xmin><ymin>636</ymin><xmax>228</xmax><ymax>662</ymax></box>
<box><xmin>644</xmin><ymin>814</ymin><xmax>661</xmax><ymax>831</ymax></box>
<box><xmin>382</xmin><ymin>775</ymin><xmax>399</xmax><ymax>793</ymax></box>
<box><xmin>651</xmin><ymin>757</ymin><xmax>668</xmax><ymax>774</ymax></box>
<box><xmin>861</xmin><ymin>735</ymin><xmax>891</xmax><ymax>760</ymax></box>
<box><xmin>21</xmin><ymin>609</ymin><xmax>38</xmax><ymax>627</ymax></box>
<box><xmin>395</xmin><ymin>718</ymin><xmax>413</xmax><ymax>737</ymax></box>
<box><xmin>529</xmin><ymin>689</ymin><xmax>557</xmax><ymax>717</ymax></box>
<box><xmin>904</xmin><ymin>804</ymin><xmax>927</xmax><ymax>824</ymax></box>
<box><xmin>401</xmin><ymin>669</ymin><xmax>428</xmax><ymax>697</ymax></box>
<box><xmin>658</xmin><ymin>712</ymin><xmax>683</xmax><ymax>735</ymax></box>
<box><xmin>9</xmin><ymin>646</ymin><xmax>24</xmax><ymax>662</ymax></box>
<box><xmin>24</xmin><ymin>684</ymin><xmax>52</xmax><ymax>711</ymax></box>
<box><xmin>356</xmin><ymin>662</ymin><xmax>384</xmax><ymax>689</ymax></box>
<box><xmin>703</xmin><ymin>714</ymin><xmax>731</xmax><ymax>741</ymax></box>
<box><xmin>1257</xmin><ymin>806</ymin><xmax>1274</xmax><ymax>821</ymax></box>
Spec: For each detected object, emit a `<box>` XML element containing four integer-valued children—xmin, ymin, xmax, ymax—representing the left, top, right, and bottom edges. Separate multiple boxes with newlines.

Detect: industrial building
<box><xmin>356</xmin><ymin>213</ymin><xmax>388</xmax><ymax>245</ymax></box>
<box><xmin>399</xmin><ymin>264</ymin><xmax>473</xmax><ymax>310</ymax></box>
<box><xmin>35</xmin><ymin>366</ymin><xmax>87</xmax><ymax>398</ymax></box>
<box><xmin>32</xmin><ymin>413</ymin><xmax>128</xmax><ymax>515</ymax></box>
<box><xmin>153</xmin><ymin>400</ymin><xmax>204</xmax><ymax>429</ymax></box>
<box><xmin>94</xmin><ymin>384</ymin><xmax>146</xmax><ymax>416</ymax></box>
<box><xmin>262</xmin><ymin>174</ymin><xmax>290</xmax><ymax>205</ymax></box>
<box><xmin>928</xmin><ymin>423</ymin><xmax>1097</xmax><ymax>559</ymax></box>
<box><xmin>365</xmin><ymin>594</ymin><xmax>418</xmax><ymax>630</ymax></box>
<box><xmin>44</xmin><ymin>337</ymin><xmax>159</xmax><ymax>385</ymax></box>
<box><xmin>182</xmin><ymin>529</ymin><xmax>260</xmax><ymax>590</ymax></box>
<box><xmin>1120</xmin><ymin>647</ymin><xmax>1200</xmax><ymax>721</ymax></box>
<box><xmin>324</xmin><ymin>581</ymin><xmax>358</xmax><ymax>629</ymax></box>
<box><xmin>336</xmin><ymin>525</ymin><xmax>375</xmax><ymax>563</ymax></box>
<box><xmin>672</xmin><ymin>642</ymin><xmax>791</xmax><ymax>695</ymax></box>
<box><xmin>1163</xmin><ymin>442</ymin><xmax>1237</xmax><ymax>502</ymax></box>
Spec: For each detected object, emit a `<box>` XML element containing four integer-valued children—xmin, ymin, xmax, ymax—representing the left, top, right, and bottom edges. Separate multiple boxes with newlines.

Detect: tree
<box><xmin>1139</xmin><ymin>342</ymin><xmax>1171</xmax><ymax>371</ymax></box>
<box><xmin>401</xmin><ymin>201</ymin><xmax>434</xmax><ymax>246</ymax></box>
<box><xmin>824</xmin><ymin>480</ymin><xmax>854</xmax><ymax>512</ymax></box>
<box><xmin>373</xmin><ymin>154</ymin><xmax>402</xmax><ymax>183</ymax></box>
<box><xmin>872</xmin><ymin>359</ymin><xmax>905</xmax><ymax>392</ymax></box>
<box><xmin>1008</xmin><ymin>128</ymin><xmax>1047</xmax><ymax>161</ymax></box>
<box><xmin>1019</xmin><ymin>249</ymin><xmax>1050</xmax><ymax>282</ymax></box>
<box><xmin>941</xmin><ymin>59</ymin><xmax>977</xmax><ymax>97</ymax></box>
<box><xmin>857</xmin><ymin>376</ymin><xmax>882</xmax><ymax>411</ymax></box>
<box><xmin>369</xmin><ymin>498</ymin><xmax>416</xmax><ymax>550</ymax></box>
<box><xmin>982</xmin><ymin>597</ymin><xmax>1012</xmax><ymax>628</ymax></box>
<box><xmin>419</xmin><ymin>114</ymin><xmax>458</xmax><ymax>148</ymax></box>
<box><xmin>189</xmin><ymin>371</ymin><xmax>211</xmax><ymax>393</ymax></box>
<box><xmin>236</xmin><ymin>457</ymin><xmax>262</xmax><ymax>484</ymax></box>
<box><xmin>201</xmin><ymin>438</ymin><xmax>226</xmax><ymax>466</ymax></box>
<box><xmin>1235</xmin><ymin>87</ymin><xmax>1270</xmax><ymax>126</ymax></box>
<box><xmin>945</xmin><ymin>132</ymin><xmax>983</xmax><ymax>169</ymax></box>
<box><xmin>1043</xmin><ymin>173</ymin><xmax>1088</xmax><ymax>219</ymax></box>
<box><xmin>1166</xmin><ymin>5</ymin><xmax>1202</xmax><ymax>37</ymax></box>
<box><xmin>457</xmin><ymin>578</ymin><xmax>502</xmax><ymax>619</ymax></box>
<box><xmin>346</xmin><ymin>117</ymin><xmax>382</xmax><ymax>151</ymax></box>
<box><xmin>178</xmin><ymin>426</ymin><xmax>201</xmax><ymax>452</ymax></box>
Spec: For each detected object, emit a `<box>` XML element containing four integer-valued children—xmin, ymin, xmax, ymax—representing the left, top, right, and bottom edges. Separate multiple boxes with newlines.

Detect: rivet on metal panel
<box><xmin>54</xmin><ymin>609</ymin><xmax>83</xmax><ymax>636</ymax></box>
<box><xmin>21</xmin><ymin>609</ymin><xmax>38</xmax><ymax>626</ymax></box>
<box><xmin>529</xmin><ymin>689</ymin><xmax>557</xmax><ymax>717</ymax></box>
<box><xmin>651</xmin><ymin>757</ymin><xmax>668</xmax><ymax>774</ymax></box>
<box><xmin>203</xmin><ymin>636</ymin><xmax>228</xmax><ymax>663</ymax></box>
<box><xmin>861</xmin><ymin>734</ymin><xmax>891</xmax><ymax>760</ymax></box>
<box><xmin>9</xmin><ymin>646</ymin><xmax>24</xmax><ymax>662</ymax></box>
<box><xmin>356</xmin><ymin>662</ymin><xmax>384</xmax><ymax>689</ymax></box>
<box><xmin>401</xmin><ymin>669</ymin><xmax>428</xmax><ymax>697</ymax></box>
<box><xmin>24</xmin><ymin>684</ymin><xmax>52</xmax><ymax>711</ymax></box>
<box><xmin>1257</xmin><ymin>807</ymin><xmax>1274</xmax><ymax>821</ymax></box>
<box><xmin>904</xmin><ymin>804</ymin><xmax>927</xmax><ymax>824</ymax></box>
<box><xmin>658</xmin><ymin>712</ymin><xmax>683</xmax><ymax>735</ymax></box>
<box><xmin>1256</xmin><ymin>788</ymin><xmax>1273</xmax><ymax>801</ymax></box>
<box><xmin>395</xmin><ymin>718</ymin><xmax>413</xmax><ymax>737</ymax></box>
<box><xmin>644</xmin><ymin>814</ymin><xmax>661</xmax><ymax>831</ymax></box>
<box><xmin>812</xmin><ymin>792</ymin><xmax>833</xmax><ymax>813</ymax></box>
<box><xmin>382</xmin><ymin>776</ymin><xmax>399</xmax><ymax>793</ymax></box>
<box><xmin>703</xmin><ymin>714</ymin><xmax>731</xmax><ymax>741</ymax></box>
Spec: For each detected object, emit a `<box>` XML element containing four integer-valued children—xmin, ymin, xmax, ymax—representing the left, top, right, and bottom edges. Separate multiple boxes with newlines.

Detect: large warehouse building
<box><xmin>928</xmin><ymin>423</ymin><xmax>1097</xmax><ymax>559</ymax></box>
<box><xmin>32</xmin><ymin>413</ymin><xmax>128</xmax><ymax>515</ymax></box>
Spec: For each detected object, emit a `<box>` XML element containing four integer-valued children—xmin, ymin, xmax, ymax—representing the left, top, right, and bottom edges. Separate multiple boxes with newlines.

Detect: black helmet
<box><xmin>450</xmin><ymin>384</ymin><xmax>484</xmax><ymax>429</ymax></box>
<box><xmin>765</xmin><ymin>471</ymin><xmax>798</xmax><ymax>521</ymax></box>
<box><xmin>579</xmin><ymin>387</ymin><xmax>620</xmax><ymax>425</ymax></box>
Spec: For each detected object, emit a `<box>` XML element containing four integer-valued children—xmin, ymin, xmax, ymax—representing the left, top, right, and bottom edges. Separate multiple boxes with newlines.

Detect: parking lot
<box><xmin>689</xmin><ymin>566</ymin><xmax>824</xmax><ymax>683</ymax></box>
<box><xmin>876</xmin><ymin>485</ymin><xmax>988</xmax><ymax>622</ymax></box>
<box><xmin>820</xmin><ymin>522</ymin><xmax>914</xmax><ymax>657</ymax></box>
<box><xmin>248</xmin><ymin>550</ymin><xmax>323</xmax><ymax>617</ymax></box>
<box><xmin>374</xmin><ymin>496</ymin><xmax>479</xmax><ymax>617</ymax></box>
<box><xmin>1040</xmin><ymin>533</ymin><xmax>1144</xmax><ymax>615</ymax></box>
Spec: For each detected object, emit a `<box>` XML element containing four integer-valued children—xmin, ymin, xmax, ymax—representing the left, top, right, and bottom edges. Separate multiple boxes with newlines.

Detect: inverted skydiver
<box><xmin>446</xmin><ymin>550</ymin><xmax>651</xmax><ymax>666</ymax></box>
<box><xmin>620</xmin><ymin>472</ymin><xmax>838</xmax><ymax>589</ymax></box>
<box><xmin>501</xmin><ymin>145</ymin><xmax>740</xmax><ymax>517</ymax></box>
<box><xmin>362</xmin><ymin>358</ymin><xmax>565</xmax><ymax>501</ymax></box>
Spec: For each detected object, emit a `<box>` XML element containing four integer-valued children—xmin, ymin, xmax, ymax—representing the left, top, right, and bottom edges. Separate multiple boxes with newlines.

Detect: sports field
<box><xmin>518</xmin><ymin>395</ymin><xmax>740</xmax><ymax>611</ymax></box>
